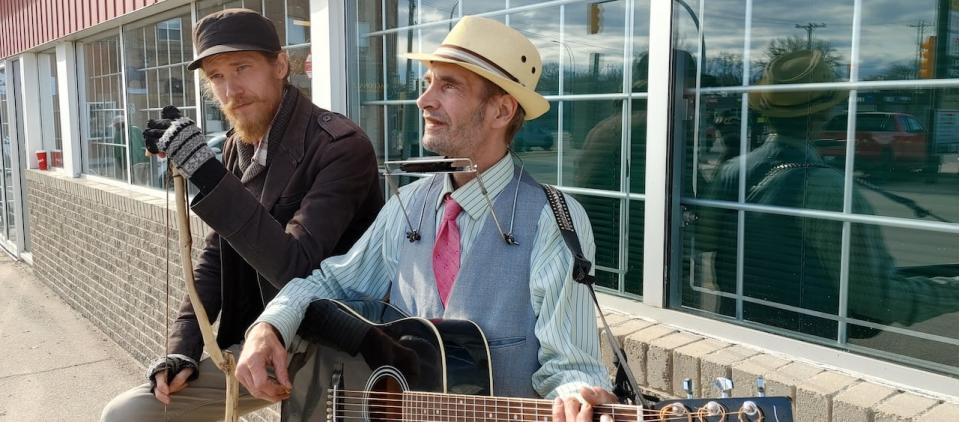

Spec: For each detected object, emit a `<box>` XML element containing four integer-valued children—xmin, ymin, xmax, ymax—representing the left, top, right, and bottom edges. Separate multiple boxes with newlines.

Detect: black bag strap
<box><xmin>541</xmin><ymin>184</ymin><xmax>649</xmax><ymax>406</ymax></box>
<box><xmin>542</xmin><ymin>184</ymin><xmax>595</xmax><ymax>285</ymax></box>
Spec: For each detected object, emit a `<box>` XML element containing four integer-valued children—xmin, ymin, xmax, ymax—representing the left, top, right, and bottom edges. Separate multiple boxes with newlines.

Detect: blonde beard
<box><xmin>222</xmin><ymin>105</ymin><xmax>273</xmax><ymax>145</ymax></box>
<box><xmin>229</xmin><ymin>115</ymin><xmax>272</xmax><ymax>145</ymax></box>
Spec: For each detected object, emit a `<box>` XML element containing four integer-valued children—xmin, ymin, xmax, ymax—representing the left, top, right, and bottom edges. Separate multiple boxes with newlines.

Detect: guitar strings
<box><xmin>326</xmin><ymin>408</ymin><xmax>759</xmax><ymax>422</ymax></box>
<box><xmin>330</xmin><ymin>390</ymin><xmax>761</xmax><ymax>418</ymax></box>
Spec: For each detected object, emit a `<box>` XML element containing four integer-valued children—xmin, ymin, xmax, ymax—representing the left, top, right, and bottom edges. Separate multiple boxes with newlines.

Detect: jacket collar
<box><xmin>246</xmin><ymin>85</ymin><xmax>309</xmax><ymax>209</ymax></box>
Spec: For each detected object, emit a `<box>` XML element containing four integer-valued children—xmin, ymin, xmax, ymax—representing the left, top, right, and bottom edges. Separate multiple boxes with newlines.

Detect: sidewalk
<box><xmin>0</xmin><ymin>256</ymin><xmax>142</xmax><ymax>421</ymax></box>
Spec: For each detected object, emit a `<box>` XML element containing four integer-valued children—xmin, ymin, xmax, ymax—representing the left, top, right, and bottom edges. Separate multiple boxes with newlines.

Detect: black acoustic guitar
<box><xmin>282</xmin><ymin>299</ymin><xmax>793</xmax><ymax>422</ymax></box>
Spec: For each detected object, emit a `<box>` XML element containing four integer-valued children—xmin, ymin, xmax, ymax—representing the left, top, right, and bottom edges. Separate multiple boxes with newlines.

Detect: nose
<box><xmin>223</xmin><ymin>76</ymin><xmax>245</xmax><ymax>100</ymax></box>
<box><xmin>416</xmin><ymin>80</ymin><xmax>438</xmax><ymax>111</ymax></box>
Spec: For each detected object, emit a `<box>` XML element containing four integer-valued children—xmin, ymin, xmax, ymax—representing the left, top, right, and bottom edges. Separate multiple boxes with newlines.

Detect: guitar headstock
<box><xmin>643</xmin><ymin>377</ymin><xmax>791</xmax><ymax>421</ymax></box>
<box><xmin>652</xmin><ymin>396</ymin><xmax>793</xmax><ymax>421</ymax></box>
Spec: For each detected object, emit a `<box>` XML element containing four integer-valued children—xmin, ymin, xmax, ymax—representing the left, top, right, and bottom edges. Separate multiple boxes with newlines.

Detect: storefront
<box><xmin>1</xmin><ymin>0</ymin><xmax>957</xmax><ymax>418</ymax></box>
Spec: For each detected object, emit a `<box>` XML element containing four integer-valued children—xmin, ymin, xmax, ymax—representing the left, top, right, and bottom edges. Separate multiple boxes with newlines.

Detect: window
<box><xmin>80</xmin><ymin>34</ymin><xmax>126</xmax><ymax>181</ymax></box>
<box><xmin>123</xmin><ymin>10</ymin><xmax>197</xmax><ymax>188</ymax></box>
<box><xmin>675</xmin><ymin>0</ymin><xmax>959</xmax><ymax>377</ymax></box>
<box><xmin>38</xmin><ymin>50</ymin><xmax>64</xmax><ymax>168</ymax></box>
<box><xmin>350</xmin><ymin>0</ymin><xmax>652</xmax><ymax>295</ymax></box>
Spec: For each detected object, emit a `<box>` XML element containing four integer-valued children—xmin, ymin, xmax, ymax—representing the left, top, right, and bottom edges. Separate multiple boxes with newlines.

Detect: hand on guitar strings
<box><xmin>552</xmin><ymin>385</ymin><xmax>618</xmax><ymax>422</ymax></box>
<box><xmin>235</xmin><ymin>322</ymin><xmax>293</xmax><ymax>402</ymax></box>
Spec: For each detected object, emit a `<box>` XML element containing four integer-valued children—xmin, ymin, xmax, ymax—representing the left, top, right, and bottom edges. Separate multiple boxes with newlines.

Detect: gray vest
<box><xmin>390</xmin><ymin>167</ymin><xmax>547</xmax><ymax>398</ymax></box>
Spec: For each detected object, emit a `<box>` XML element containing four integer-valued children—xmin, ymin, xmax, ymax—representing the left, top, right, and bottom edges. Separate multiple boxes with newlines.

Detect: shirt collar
<box><xmin>434</xmin><ymin>154</ymin><xmax>515</xmax><ymax>220</ymax></box>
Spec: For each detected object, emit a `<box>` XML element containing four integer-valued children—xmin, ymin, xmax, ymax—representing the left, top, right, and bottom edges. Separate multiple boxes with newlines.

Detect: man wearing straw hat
<box><xmin>238</xmin><ymin>15</ymin><xmax>618</xmax><ymax>421</ymax></box>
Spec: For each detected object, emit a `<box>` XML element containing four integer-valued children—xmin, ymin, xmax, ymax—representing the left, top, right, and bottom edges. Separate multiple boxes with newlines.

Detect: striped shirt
<box><xmin>255</xmin><ymin>154</ymin><xmax>612</xmax><ymax>398</ymax></box>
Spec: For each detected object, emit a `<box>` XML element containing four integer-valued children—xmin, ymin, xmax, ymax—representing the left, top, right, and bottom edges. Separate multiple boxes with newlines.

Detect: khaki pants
<box><xmin>101</xmin><ymin>341</ymin><xmax>304</xmax><ymax>422</ymax></box>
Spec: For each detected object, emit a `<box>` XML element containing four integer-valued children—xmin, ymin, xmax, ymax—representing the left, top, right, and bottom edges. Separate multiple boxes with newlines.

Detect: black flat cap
<box><xmin>188</xmin><ymin>8</ymin><xmax>282</xmax><ymax>71</ymax></box>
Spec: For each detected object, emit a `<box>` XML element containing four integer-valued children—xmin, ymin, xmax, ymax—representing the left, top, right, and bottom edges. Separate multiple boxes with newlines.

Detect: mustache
<box><xmin>222</xmin><ymin>96</ymin><xmax>259</xmax><ymax>111</ymax></box>
<box><xmin>422</xmin><ymin>113</ymin><xmax>448</xmax><ymax>124</ymax></box>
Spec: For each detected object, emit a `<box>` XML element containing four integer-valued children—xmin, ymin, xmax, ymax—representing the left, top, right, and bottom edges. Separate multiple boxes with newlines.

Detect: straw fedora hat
<box><xmin>748</xmin><ymin>49</ymin><xmax>848</xmax><ymax>118</ymax></box>
<box><xmin>406</xmin><ymin>15</ymin><xmax>549</xmax><ymax>120</ymax></box>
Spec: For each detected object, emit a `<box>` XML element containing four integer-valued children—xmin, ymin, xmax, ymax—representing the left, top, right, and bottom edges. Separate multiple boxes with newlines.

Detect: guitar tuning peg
<box><xmin>756</xmin><ymin>376</ymin><xmax>766</xmax><ymax>397</ymax></box>
<box><xmin>682</xmin><ymin>378</ymin><xmax>694</xmax><ymax>399</ymax></box>
<box><xmin>712</xmin><ymin>377</ymin><xmax>733</xmax><ymax>398</ymax></box>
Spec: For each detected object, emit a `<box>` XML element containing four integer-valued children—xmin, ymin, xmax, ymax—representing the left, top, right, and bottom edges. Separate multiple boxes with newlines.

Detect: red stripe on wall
<box><xmin>0</xmin><ymin>0</ymin><xmax>158</xmax><ymax>58</ymax></box>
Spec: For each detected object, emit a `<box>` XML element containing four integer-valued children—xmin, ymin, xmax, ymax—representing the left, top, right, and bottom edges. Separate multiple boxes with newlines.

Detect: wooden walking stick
<box><xmin>171</xmin><ymin>164</ymin><xmax>240</xmax><ymax>421</ymax></box>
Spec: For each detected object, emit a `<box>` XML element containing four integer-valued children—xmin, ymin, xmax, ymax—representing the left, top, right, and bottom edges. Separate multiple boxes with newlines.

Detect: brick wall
<box><xmin>598</xmin><ymin>310</ymin><xmax>959</xmax><ymax>422</ymax></box>
<box><xmin>26</xmin><ymin>170</ymin><xmax>280</xmax><ymax>422</ymax></box>
<box><xmin>24</xmin><ymin>169</ymin><xmax>959</xmax><ymax>422</ymax></box>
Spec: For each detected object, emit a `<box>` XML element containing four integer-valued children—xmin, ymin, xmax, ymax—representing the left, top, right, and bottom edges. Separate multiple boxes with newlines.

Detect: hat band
<box><xmin>434</xmin><ymin>44</ymin><xmax>520</xmax><ymax>84</ymax></box>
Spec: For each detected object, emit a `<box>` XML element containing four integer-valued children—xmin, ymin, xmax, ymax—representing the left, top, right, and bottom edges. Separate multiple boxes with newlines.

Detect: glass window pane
<box><xmin>859</xmin><ymin>0</ymin><xmax>939</xmax><ymax>81</ymax></box>
<box><xmin>287</xmin><ymin>0</ymin><xmax>311</xmax><ymax>45</ymax></box>
<box><xmin>264</xmin><ymin>0</ymin><xmax>287</xmax><ymax>46</ymax></box>
<box><xmin>572</xmin><ymin>194</ymin><xmax>620</xmax><ymax>270</ymax></box>
<box><xmin>82</xmin><ymin>35</ymin><xmax>128</xmax><ymax>182</ymax></box>
<box><xmin>847</xmin><ymin>225</ymin><xmax>959</xmax><ymax>373</ymax></box>
<box><xmin>508</xmin><ymin>7</ymin><xmax>560</xmax><ymax>96</ymax></box>
<box><xmin>286</xmin><ymin>45</ymin><xmax>312</xmax><ymax>98</ymax></box>
<box><xmin>386</xmin><ymin>0</ymin><xmax>417</xmax><ymax>29</ymax></box>
<box><xmin>122</xmin><ymin>10</ymin><xmax>195</xmax><ymax>188</ymax></box>
<box><xmin>675</xmin><ymin>0</ymin><xmax>959</xmax><ymax>377</ymax></box>
<box><xmin>631</xmin><ymin>0</ymin><xmax>651</xmax><ymax>92</ymax></box>
<box><xmin>39</xmin><ymin>51</ymin><xmax>63</xmax><ymax>168</ymax></box>
<box><xmin>463</xmin><ymin>1</ymin><xmax>505</xmax><ymax>15</ymax></box>
<box><xmin>362</xmin><ymin>104</ymin><xmax>386</xmax><ymax>162</ymax></box>
<box><xmin>625</xmin><ymin>201</ymin><xmax>644</xmax><ymax>296</ymax></box>
<box><xmin>515</xmin><ymin>103</ymin><xmax>558</xmax><ymax>186</ymax></box>
<box><xmin>749</xmin><ymin>1</ymin><xmax>853</xmax><ymax>84</ymax></box>
<box><xmin>565</xmin><ymin>100</ymin><xmax>622</xmax><ymax>190</ymax></box>
<box><xmin>196</xmin><ymin>0</ymin><xmax>262</xmax><ymax>18</ymax></box>
<box><xmin>358</xmin><ymin>34</ymin><xmax>384</xmax><ymax>102</ymax></box>
<box><xmin>385</xmin><ymin>30</ymin><xmax>421</xmax><ymax>101</ymax></box>
<box><xmin>564</xmin><ymin>1</ymin><xmax>626</xmax><ymax>95</ymax></box>
<box><xmin>386</xmin><ymin>104</ymin><xmax>421</xmax><ymax>161</ymax></box>
<box><xmin>357</xmin><ymin>0</ymin><xmax>383</xmax><ymax>33</ymax></box>
<box><xmin>421</xmin><ymin>0</ymin><xmax>460</xmax><ymax>24</ymax></box>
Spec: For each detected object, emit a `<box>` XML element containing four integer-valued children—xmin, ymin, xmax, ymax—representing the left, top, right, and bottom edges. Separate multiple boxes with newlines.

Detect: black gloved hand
<box><xmin>145</xmin><ymin>354</ymin><xmax>199</xmax><ymax>392</ymax></box>
<box><xmin>143</xmin><ymin>105</ymin><xmax>213</xmax><ymax>177</ymax></box>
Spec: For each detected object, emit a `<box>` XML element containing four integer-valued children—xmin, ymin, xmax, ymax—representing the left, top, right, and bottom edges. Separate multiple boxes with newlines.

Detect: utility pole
<box><xmin>908</xmin><ymin>20</ymin><xmax>931</xmax><ymax>78</ymax></box>
<box><xmin>795</xmin><ymin>22</ymin><xmax>827</xmax><ymax>49</ymax></box>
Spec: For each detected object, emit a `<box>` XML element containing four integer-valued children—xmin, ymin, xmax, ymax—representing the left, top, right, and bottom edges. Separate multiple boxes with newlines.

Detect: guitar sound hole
<box><xmin>364</xmin><ymin>369</ymin><xmax>408</xmax><ymax>422</ymax></box>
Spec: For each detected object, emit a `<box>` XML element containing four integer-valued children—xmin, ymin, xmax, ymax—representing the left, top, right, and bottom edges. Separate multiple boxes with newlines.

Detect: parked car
<box><xmin>513</xmin><ymin>124</ymin><xmax>554</xmax><ymax>152</ymax></box>
<box><xmin>206</xmin><ymin>131</ymin><xmax>227</xmax><ymax>162</ymax></box>
<box><xmin>817</xmin><ymin>112</ymin><xmax>934</xmax><ymax>176</ymax></box>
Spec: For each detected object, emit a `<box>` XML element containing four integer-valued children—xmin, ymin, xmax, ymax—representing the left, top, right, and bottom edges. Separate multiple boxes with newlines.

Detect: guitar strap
<box><xmin>541</xmin><ymin>185</ymin><xmax>649</xmax><ymax>407</ymax></box>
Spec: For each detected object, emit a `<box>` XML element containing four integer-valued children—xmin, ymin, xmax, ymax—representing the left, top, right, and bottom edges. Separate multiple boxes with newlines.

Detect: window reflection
<box><xmin>82</xmin><ymin>35</ymin><xmax>127</xmax><ymax>182</ymax></box>
<box><xmin>123</xmin><ymin>13</ymin><xmax>195</xmax><ymax>188</ymax></box>
<box><xmin>680</xmin><ymin>0</ymin><xmax>959</xmax><ymax>376</ymax></box>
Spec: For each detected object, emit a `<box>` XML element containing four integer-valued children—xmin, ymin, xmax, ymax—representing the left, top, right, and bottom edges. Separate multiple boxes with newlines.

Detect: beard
<box><xmin>221</xmin><ymin>94</ymin><xmax>279</xmax><ymax>144</ymax></box>
<box><xmin>422</xmin><ymin>104</ymin><xmax>487</xmax><ymax>157</ymax></box>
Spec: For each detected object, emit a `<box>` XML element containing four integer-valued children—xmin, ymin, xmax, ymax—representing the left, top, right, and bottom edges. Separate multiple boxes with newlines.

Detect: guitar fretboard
<box><xmin>399</xmin><ymin>390</ymin><xmax>640</xmax><ymax>422</ymax></box>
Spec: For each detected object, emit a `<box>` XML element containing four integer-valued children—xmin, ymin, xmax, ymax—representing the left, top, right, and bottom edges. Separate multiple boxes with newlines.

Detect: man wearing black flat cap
<box><xmin>100</xmin><ymin>8</ymin><xmax>383</xmax><ymax>420</ymax></box>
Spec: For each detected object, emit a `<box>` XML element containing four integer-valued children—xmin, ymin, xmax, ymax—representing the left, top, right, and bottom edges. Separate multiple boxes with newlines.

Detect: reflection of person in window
<box><xmin>113</xmin><ymin>115</ymin><xmax>150</xmax><ymax>185</ymax></box>
<box><xmin>696</xmin><ymin>49</ymin><xmax>958</xmax><ymax>341</ymax></box>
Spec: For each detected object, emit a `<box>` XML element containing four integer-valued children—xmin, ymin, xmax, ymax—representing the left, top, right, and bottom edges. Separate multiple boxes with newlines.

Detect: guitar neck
<box><xmin>398</xmin><ymin>390</ymin><xmax>639</xmax><ymax>421</ymax></box>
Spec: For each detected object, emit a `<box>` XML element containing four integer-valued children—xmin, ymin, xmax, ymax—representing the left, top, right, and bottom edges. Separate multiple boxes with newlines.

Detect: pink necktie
<box><xmin>433</xmin><ymin>195</ymin><xmax>463</xmax><ymax>306</ymax></box>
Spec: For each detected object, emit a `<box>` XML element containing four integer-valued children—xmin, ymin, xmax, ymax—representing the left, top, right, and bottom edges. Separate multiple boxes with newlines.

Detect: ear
<box><xmin>488</xmin><ymin>94</ymin><xmax>519</xmax><ymax>130</ymax></box>
<box><xmin>273</xmin><ymin>51</ymin><xmax>290</xmax><ymax>80</ymax></box>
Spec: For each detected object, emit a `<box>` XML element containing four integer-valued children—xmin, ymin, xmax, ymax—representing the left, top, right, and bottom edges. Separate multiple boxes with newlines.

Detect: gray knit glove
<box><xmin>143</xmin><ymin>105</ymin><xmax>213</xmax><ymax>177</ymax></box>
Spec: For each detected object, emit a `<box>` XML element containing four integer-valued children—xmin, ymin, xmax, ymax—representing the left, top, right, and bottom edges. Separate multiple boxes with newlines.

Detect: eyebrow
<box><xmin>424</xmin><ymin>72</ymin><xmax>464</xmax><ymax>86</ymax></box>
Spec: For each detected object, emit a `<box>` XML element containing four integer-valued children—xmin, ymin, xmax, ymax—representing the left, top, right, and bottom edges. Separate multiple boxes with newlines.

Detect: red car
<box><xmin>816</xmin><ymin>112</ymin><xmax>930</xmax><ymax>174</ymax></box>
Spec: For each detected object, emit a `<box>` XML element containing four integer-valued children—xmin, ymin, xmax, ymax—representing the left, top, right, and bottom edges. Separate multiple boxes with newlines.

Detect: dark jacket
<box><xmin>167</xmin><ymin>88</ymin><xmax>383</xmax><ymax>361</ymax></box>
